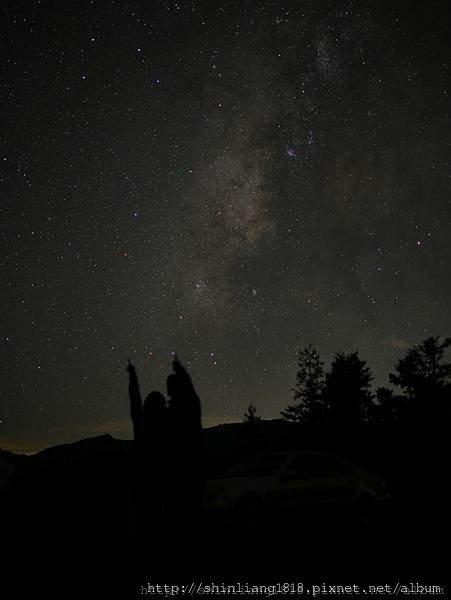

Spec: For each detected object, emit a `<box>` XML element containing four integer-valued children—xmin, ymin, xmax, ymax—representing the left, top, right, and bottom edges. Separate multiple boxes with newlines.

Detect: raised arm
<box><xmin>172</xmin><ymin>355</ymin><xmax>201</xmax><ymax>424</ymax></box>
<box><xmin>172</xmin><ymin>355</ymin><xmax>194</xmax><ymax>391</ymax></box>
<box><xmin>127</xmin><ymin>359</ymin><xmax>142</xmax><ymax>423</ymax></box>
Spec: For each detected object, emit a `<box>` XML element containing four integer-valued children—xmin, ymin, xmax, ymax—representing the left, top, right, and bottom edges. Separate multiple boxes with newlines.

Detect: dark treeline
<box><xmin>240</xmin><ymin>336</ymin><xmax>451</xmax><ymax>460</ymax></box>
<box><xmin>282</xmin><ymin>336</ymin><xmax>451</xmax><ymax>428</ymax></box>
<box><xmin>240</xmin><ymin>336</ymin><xmax>450</xmax><ymax>522</ymax></box>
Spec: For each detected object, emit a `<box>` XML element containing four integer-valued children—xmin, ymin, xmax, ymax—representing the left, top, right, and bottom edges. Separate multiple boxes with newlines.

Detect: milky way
<box><xmin>1</xmin><ymin>1</ymin><xmax>450</xmax><ymax>452</ymax></box>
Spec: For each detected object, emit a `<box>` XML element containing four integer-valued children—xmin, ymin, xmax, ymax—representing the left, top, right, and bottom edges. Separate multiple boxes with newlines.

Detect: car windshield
<box><xmin>287</xmin><ymin>454</ymin><xmax>354</xmax><ymax>478</ymax></box>
<box><xmin>225</xmin><ymin>455</ymin><xmax>287</xmax><ymax>477</ymax></box>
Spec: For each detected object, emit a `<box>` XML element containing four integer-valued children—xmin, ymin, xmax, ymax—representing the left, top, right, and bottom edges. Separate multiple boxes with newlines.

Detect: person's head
<box><xmin>143</xmin><ymin>391</ymin><xmax>166</xmax><ymax>418</ymax></box>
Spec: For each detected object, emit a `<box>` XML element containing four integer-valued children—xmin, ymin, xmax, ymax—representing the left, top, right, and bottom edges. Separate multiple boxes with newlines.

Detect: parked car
<box><xmin>204</xmin><ymin>451</ymin><xmax>389</xmax><ymax>524</ymax></box>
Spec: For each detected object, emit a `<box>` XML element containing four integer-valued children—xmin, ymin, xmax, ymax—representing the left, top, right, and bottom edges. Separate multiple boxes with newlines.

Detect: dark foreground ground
<box><xmin>2</xmin><ymin>431</ymin><xmax>450</xmax><ymax>599</ymax></box>
<box><xmin>3</xmin><ymin>496</ymin><xmax>448</xmax><ymax>599</ymax></box>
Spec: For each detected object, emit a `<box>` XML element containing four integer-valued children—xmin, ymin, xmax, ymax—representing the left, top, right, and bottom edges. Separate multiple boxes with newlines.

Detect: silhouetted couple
<box><xmin>127</xmin><ymin>356</ymin><xmax>205</xmax><ymax>560</ymax></box>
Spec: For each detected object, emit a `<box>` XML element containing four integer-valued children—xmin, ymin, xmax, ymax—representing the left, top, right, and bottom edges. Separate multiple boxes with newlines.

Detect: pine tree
<box><xmin>240</xmin><ymin>402</ymin><xmax>264</xmax><ymax>455</ymax></box>
<box><xmin>324</xmin><ymin>351</ymin><xmax>373</xmax><ymax>427</ymax></box>
<box><xmin>389</xmin><ymin>336</ymin><xmax>451</xmax><ymax>421</ymax></box>
<box><xmin>243</xmin><ymin>402</ymin><xmax>261</xmax><ymax>425</ymax></box>
<box><xmin>281</xmin><ymin>345</ymin><xmax>326</xmax><ymax>424</ymax></box>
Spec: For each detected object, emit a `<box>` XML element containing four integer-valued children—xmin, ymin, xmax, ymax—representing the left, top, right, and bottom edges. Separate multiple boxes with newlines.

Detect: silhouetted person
<box><xmin>166</xmin><ymin>356</ymin><xmax>205</xmax><ymax>524</ymax></box>
<box><xmin>127</xmin><ymin>360</ymin><xmax>167</xmax><ymax>542</ymax></box>
<box><xmin>160</xmin><ymin>356</ymin><xmax>206</xmax><ymax>569</ymax></box>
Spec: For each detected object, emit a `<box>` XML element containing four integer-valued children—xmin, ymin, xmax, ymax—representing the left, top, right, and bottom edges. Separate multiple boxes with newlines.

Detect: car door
<box><xmin>267</xmin><ymin>454</ymin><xmax>359</xmax><ymax>506</ymax></box>
<box><xmin>291</xmin><ymin>454</ymin><xmax>359</xmax><ymax>504</ymax></box>
<box><xmin>266</xmin><ymin>454</ymin><xmax>327</xmax><ymax>506</ymax></box>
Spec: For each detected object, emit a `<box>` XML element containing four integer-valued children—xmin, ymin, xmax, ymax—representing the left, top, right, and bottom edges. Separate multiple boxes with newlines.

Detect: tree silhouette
<box><xmin>324</xmin><ymin>351</ymin><xmax>373</xmax><ymax>427</ymax></box>
<box><xmin>281</xmin><ymin>345</ymin><xmax>326</xmax><ymax>424</ymax></box>
<box><xmin>243</xmin><ymin>402</ymin><xmax>261</xmax><ymax>425</ymax></box>
<box><xmin>367</xmin><ymin>387</ymin><xmax>405</xmax><ymax>425</ymax></box>
<box><xmin>389</xmin><ymin>336</ymin><xmax>451</xmax><ymax>422</ymax></box>
<box><xmin>240</xmin><ymin>402</ymin><xmax>265</xmax><ymax>455</ymax></box>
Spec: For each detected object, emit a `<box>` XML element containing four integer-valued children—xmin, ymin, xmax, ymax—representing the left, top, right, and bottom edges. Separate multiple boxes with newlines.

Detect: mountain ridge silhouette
<box><xmin>1</xmin><ymin>418</ymin><xmax>299</xmax><ymax>468</ymax></box>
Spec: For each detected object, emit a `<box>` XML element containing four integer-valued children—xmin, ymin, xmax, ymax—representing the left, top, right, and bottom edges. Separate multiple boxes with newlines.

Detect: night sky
<box><xmin>1</xmin><ymin>1</ymin><xmax>450</xmax><ymax>453</ymax></box>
